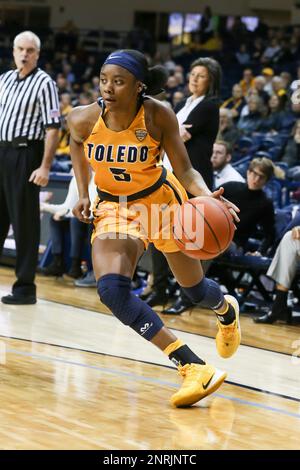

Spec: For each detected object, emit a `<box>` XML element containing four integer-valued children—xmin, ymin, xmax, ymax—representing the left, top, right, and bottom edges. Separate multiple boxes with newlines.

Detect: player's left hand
<box><xmin>29</xmin><ymin>167</ymin><xmax>50</xmax><ymax>187</ymax></box>
<box><xmin>211</xmin><ymin>187</ymin><xmax>240</xmax><ymax>223</ymax></box>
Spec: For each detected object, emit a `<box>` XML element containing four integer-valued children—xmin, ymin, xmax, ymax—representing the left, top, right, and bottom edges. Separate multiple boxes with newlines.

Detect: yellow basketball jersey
<box><xmin>84</xmin><ymin>103</ymin><xmax>162</xmax><ymax>197</ymax></box>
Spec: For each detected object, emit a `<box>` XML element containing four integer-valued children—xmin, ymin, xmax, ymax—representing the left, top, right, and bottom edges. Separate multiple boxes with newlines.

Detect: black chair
<box><xmin>212</xmin><ymin>253</ymin><xmax>272</xmax><ymax>308</ymax></box>
<box><xmin>210</xmin><ymin>207</ymin><xmax>294</xmax><ymax>308</ymax></box>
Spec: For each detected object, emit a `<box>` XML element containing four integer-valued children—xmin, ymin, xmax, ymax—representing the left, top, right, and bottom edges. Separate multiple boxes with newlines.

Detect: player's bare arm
<box><xmin>68</xmin><ymin>102</ymin><xmax>100</xmax><ymax>222</ymax></box>
<box><xmin>148</xmin><ymin>100</ymin><xmax>239</xmax><ymax>222</ymax></box>
<box><xmin>150</xmin><ymin>100</ymin><xmax>212</xmax><ymax>196</ymax></box>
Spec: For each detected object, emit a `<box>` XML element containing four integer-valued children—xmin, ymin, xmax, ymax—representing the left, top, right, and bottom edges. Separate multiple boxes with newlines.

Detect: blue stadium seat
<box><xmin>254</xmin><ymin>150</ymin><xmax>272</xmax><ymax>159</ymax></box>
<box><xmin>251</xmin><ymin>133</ymin><xmax>265</xmax><ymax>146</ymax></box>
<box><xmin>267</xmin><ymin>145</ymin><xmax>282</xmax><ymax>161</ymax></box>
<box><xmin>260</xmin><ymin>137</ymin><xmax>277</xmax><ymax>150</ymax></box>
<box><xmin>232</xmin><ymin>155</ymin><xmax>252</xmax><ymax>178</ymax></box>
<box><xmin>264</xmin><ymin>179</ymin><xmax>283</xmax><ymax>208</ymax></box>
<box><xmin>237</xmin><ymin>136</ymin><xmax>258</xmax><ymax>155</ymax></box>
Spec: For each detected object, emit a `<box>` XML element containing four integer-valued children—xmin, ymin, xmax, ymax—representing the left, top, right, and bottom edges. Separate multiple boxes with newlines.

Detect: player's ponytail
<box><xmin>144</xmin><ymin>65</ymin><xmax>169</xmax><ymax>96</ymax></box>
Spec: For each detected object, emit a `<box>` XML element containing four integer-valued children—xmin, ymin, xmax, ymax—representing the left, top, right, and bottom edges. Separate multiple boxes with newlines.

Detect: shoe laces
<box><xmin>178</xmin><ymin>363</ymin><xmax>201</xmax><ymax>381</ymax></box>
<box><xmin>217</xmin><ymin>320</ymin><xmax>237</xmax><ymax>340</ymax></box>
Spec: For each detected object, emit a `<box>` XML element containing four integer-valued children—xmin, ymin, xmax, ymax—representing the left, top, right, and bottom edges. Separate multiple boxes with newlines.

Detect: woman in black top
<box><xmin>173</xmin><ymin>57</ymin><xmax>221</xmax><ymax>190</ymax></box>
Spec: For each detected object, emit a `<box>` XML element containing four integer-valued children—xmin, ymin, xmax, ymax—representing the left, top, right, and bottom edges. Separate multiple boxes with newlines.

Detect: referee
<box><xmin>0</xmin><ymin>31</ymin><xmax>60</xmax><ymax>304</ymax></box>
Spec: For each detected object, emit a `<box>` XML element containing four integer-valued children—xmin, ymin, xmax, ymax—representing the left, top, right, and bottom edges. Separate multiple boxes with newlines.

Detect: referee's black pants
<box><xmin>0</xmin><ymin>143</ymin><xmax>43</xmax><ymax>297</ymax></box>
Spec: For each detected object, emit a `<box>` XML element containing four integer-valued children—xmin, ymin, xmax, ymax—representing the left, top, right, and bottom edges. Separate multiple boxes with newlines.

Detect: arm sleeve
<box><xmin>39</xmin><ymin>79</ymin><xmax>61</xmax><ymax>129</ymax></box>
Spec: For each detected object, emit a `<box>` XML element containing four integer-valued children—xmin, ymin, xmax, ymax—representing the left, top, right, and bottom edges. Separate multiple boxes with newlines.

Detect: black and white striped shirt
<box><xmin>0</xmin><ymin>67</ymin><xmax>60</xmax><ymax>142</ymax></box>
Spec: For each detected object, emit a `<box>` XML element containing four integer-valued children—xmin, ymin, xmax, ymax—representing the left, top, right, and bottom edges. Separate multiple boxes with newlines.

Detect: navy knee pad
<box><xmin>97</xmin><ymin>274</ymin><xmax>164</xmax><ymax>340</ymax></box>
<box><xmin>182</xmin><ymin>277</ymin><xmax>224</xmax><ymax>310</ymax></box>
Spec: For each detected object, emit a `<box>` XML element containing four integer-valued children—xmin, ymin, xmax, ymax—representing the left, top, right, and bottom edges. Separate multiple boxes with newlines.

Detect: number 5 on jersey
<box><xmin>109</xmin><ymin>168</ymin><xmax>131</xmax><ymax>182</ymax></box>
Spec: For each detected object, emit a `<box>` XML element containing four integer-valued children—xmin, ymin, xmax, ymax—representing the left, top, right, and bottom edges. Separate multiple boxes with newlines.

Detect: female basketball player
<box><xmin>68</xmin><ymin>50</ymin><xmax>241</xmax><ymax>408</ymax></box>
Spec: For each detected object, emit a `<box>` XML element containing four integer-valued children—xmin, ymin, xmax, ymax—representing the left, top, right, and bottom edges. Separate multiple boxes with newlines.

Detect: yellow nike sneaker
<box><xmin>170</xmin><ymin>363</ymin><xmax>227</xmax><ymax>408</ymax></box>
<box><xmin>216</xmin><ymin>294</ymin><xmax>241</xmax><ymax>359</ymax></box>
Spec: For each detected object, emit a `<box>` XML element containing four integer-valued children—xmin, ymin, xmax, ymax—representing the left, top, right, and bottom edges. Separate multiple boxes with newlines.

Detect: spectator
<box><xmin>165</xmin><ymin>75</ymin><xmax>180</xmax><ymax>105</ymax></box>
<box><xmin>0</xmin><ymin>31</ymin><xmax>60</xmax><ymax>305</ymax></box>
<box><xmin>62</xmin><ymin>63</ymin><xmax>76</xmax><ymax>85</ymax></box>
<box><xmin>239</xmin><ymin>68</ymin><xmax>255</xmax><ymax>96</ymax></box>
<box><xmin>91</xmin><ymin>76</ymin><xmax>100</xmax><ymax>92</ymax></box>
<box><xmin>221</xmin><ymin>157</ymin><xmax>276</xmax><ymax>256</ymax></box>
<box><xmin>280</xmin><ymin>71</ymin><xmax>292</xmax><ymax>91</ymax></box>
<box><xmin>281</xmin><ymin>119</ymin><xmax>300</xmax><ymax>166</ymax></box>
<box><xmin>254</xmin><ymin>221</ymin><xmax>300</xmax><ymax>324</ymax></box>
<box><xmin>40</xmin><ymin>173</ymin><xmax>97</xmax><ymax>278</ymax></box>
<box><xmin>261</xmin><ymin>38</ymin><xmax>281</xmax><ymax>65</ymax></box>
<box><xmin>251</xmin><ymin>37</ymin><xmax>264</xmax><ymax>62</ymax></box>
<box><xmin>172</xmin><ymin>90</ymin><xmax>185</xmax><ymax>108</ymax></box>
<box><xmin>160</xmin><ymin>53</ymin><xmax>176</xmax><ymax>73</ymax></box>
<box><xmin>253</xmin><ymin>75</ymin><xmax>270</xmax><ymax>105</ymax></box>
<box><xmin>239</xmin><ymin>88</ymin><xmax>261</xmax><ymax>118</ymax></box>
<box><xmin>237</xmin><ymin>95</ymin><xmax>264</xmax><ymax>135</ymax></box>
<box><xmin>81</xmin><ymin>56</ymin><xmax>98</xmax><ymax>83</ymax></box>
<box><xmin>211</xmin><ymin>140</ymin><xmax>245</xmax><ymax>188</ymax></box>
<box><xmin>221</xmin><ymin>84</ymin><xmax>246</xmax><ymax>122</ymax></box>
<box><xmin>236</xmin><ymin>44</ymin><xmax>250</xmax><ymax>66</ymax></box>
<box><xmin>167</xmin><ymin>57</ymin><xmax>222</xmax><ymax>189</ymax></box>
<box><xmin>173</xmin><ymin>70</ymin><xmax>185</xmax><ymax>87</ymax></box>
<box><xmin>56</xmin><ymin>93</ymin><xmax>73</xmax><ymax>158</ymax></box>
<box><xmin>282</xmin><ymin>101</ymin><xmax>300</xmax><ymax>133</ymax></box>
<box><xmin>212</xmin><ymin>158</ymin><xmax>276</xmax><ymax>296</ymax></box>
<box><xmin>273</xmin><ymin>39</ymin><xmax>294</xmax><ymax>65</ymax></box>
<box><xmin>272</xmin><ymin>76</ymin><xmax>287</xmax><ymax>100</ymax></box>
<box><xmin>259</xmin><ymin>94</ymin><xmax>287</xmax><ymax>133</ymax></box>
<box><xmin>262</xmin><ymin>67</ymin><xmax>274</xmax><ymax>95</ymax></box>
<box><xmin>56</xmin><ymin>73</ymin><xmax>72</xmax><ymax>95</ymax></box>
<box><xmin>218</xmin><ymin>108</ymin><xmax>240</xmax><ymax>148</ymax></box>
<box><xmin>60</xmin><ymin>92</ymin><xmax>73</xmax><ymax>116</ymax></box>
<box><xmin>78</xmin><ymin>91</ymin><xmax>94</xmax><ymax>106</ymax></box>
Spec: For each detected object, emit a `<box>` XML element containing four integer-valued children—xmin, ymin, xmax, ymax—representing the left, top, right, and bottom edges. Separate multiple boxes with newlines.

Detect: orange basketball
<box><xmin>173</xmin><ymin>196</ymin><xmax>235</xmax><ymax>260</ymax></box>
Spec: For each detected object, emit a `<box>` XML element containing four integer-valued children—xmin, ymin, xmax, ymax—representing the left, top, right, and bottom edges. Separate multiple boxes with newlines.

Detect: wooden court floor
<box><xmin>0</xmin><ymin>266</ymin><xmax>300</xmax><ymax>450</ymax></box>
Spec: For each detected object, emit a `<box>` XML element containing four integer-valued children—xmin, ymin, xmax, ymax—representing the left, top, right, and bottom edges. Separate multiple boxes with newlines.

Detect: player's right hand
<box><xmin>72</xmin><ymin>197</ymin><xmax>92</xmax><ymax>223</ymax></box>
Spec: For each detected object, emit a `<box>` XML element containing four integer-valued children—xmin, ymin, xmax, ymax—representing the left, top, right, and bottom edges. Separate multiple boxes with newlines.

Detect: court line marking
<box><xmin>31</xmin><ymin>295</ymin><xmax>293</xmax><ymax>357</ymax></box>
<box><xmin>0</xmin><ymin>282</ymin><xmax>294</xmax><ymax>357</ymax></box>
<box><xmin>3</xmin><ymin>344</ymin><xmax>300</xmax><ymax>420</ymax></box>
<box><xmin>1</xmin><ymin>333</ymin><xmax>300</xmax><ymax>404</ymax></box>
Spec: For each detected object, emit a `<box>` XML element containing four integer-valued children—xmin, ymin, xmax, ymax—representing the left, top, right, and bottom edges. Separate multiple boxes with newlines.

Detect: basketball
<box><xmin>173</xmin><ymin>196</ymin><xmax>235</xmax><ymax>260</ymax></box>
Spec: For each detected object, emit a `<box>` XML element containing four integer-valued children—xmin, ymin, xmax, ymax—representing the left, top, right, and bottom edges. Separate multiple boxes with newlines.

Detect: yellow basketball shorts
<box><xmin>91</xmin><ymin>171</ymin><xmax>188</xmax><ymax>253</ymax></box>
